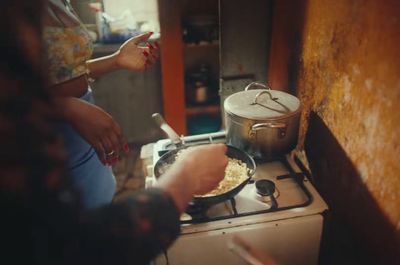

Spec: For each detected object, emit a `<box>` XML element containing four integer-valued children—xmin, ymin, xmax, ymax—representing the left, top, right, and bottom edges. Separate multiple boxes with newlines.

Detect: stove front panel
<box><xmin>154</xmin><ymin>214</ymin><xmax>323</xmax><ymax>265</ymax></box>
<box><xmin>150</xmin><ymin>132</ymin><xmax>328</xmax><ymax>265</ymax></box>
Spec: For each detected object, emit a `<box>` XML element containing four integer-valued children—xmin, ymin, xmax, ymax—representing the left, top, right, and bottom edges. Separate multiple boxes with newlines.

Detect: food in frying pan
<box><xmin>156</xmin><ymin>149</ymin><xmax>250</xmax><ymax>197</ymax></box>
<box><xmin>196</xmin><ymin>158</ymin><xmax>249</xmax><ymax>197</ymax></box>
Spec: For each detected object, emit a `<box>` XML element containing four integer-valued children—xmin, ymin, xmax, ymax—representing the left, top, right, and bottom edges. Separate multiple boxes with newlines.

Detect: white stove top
<box><xmin>147</xmin><ymin>131</ymin><xmax>328</xmax><ymax>235</ymax></box>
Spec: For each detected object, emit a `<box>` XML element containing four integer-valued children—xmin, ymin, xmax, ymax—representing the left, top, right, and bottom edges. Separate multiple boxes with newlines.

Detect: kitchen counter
<box><xmin>93</xmin><ymin>35</ymin><xmax>160</xmax><ymax>54</ymax></box>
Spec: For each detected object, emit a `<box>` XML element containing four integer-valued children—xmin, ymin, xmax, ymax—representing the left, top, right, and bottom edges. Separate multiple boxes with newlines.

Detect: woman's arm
<box><xmin>87</xmin><ymin>32</ymin><xmax>159</xmax><ymax>79</ymax></box>
<box><xmin>75</xmin><ymin>144</ymin><xmax>227</xmax><ymax>264</ymax></box>
<box><xmin>76</xmin><ymin>188</ymin><xmax>181</xmax><ymax>265</ymax></box>
<box><xmin>45</xmin><ymin>2</ymin><xmax>158</xmax><ymax>81</ymax></box>
<box><xmin>48</xmin><ymin>32</ymin><xmax>159</xmax><ymax>98</ymax></box>
<box><xmin>48</xmin><ymin>33</ymin><xmax>159</xmax><ymax>163</ymax></box>
<box><xmin>53</xmin><ymin>96</ymin><xmax>128</xmax><ymax>165</ymax></box>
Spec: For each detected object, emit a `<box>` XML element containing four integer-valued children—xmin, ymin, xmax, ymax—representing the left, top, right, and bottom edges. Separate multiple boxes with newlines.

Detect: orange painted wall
<box><xmin>158</xmin><ymin>0</ymin><xmax>186</xmax><ymax>134</ymax></box>
<box><xmin>298</xmin><ymin>0</ymin><xmax>400</xmax><ymax>227</ymax></box>
<box><xmin>270</xmin><ymin>0</ymin><xmax>400</xmax><ymax>263</ymax></box>
<box><xmin>297</xmin><ymin>0</ymin><xmax>400</xmax><ymax>260</ymax></box>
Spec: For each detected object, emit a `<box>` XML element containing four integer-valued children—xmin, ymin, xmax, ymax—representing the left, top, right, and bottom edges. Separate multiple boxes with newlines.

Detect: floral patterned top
<box><xmin>43</xmin><ymin>25</ymin><xmax>93</xmax><ymax>85</ymax></box>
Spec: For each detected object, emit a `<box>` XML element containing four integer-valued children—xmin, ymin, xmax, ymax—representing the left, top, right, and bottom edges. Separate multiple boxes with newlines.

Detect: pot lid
<box><xmin>224</xmin><ymin>89</ymin><xmax>301</xmax><ymax>119</ymax></box>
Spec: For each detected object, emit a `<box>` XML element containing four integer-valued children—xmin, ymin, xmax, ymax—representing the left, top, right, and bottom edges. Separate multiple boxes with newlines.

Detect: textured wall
<box><xmin>292</xmin><ymin>0</ymin><xmax>400</xmax><ymax>262</ymax></box>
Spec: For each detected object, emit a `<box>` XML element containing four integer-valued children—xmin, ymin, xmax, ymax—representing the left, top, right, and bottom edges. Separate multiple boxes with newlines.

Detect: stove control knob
<box><xmin>255</xmin><ymin>179</ymin><xmax>276</xmax><ymax>196</ymax></box>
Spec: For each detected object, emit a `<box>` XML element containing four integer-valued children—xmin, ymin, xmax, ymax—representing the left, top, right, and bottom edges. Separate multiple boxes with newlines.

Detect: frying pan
<box><xmin>154</xmin><ymin>145</ymin><xmax>256</xmax><ymax>207</ymax></box>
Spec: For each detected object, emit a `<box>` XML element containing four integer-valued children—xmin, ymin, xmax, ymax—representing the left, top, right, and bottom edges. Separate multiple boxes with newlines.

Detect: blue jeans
<box><xmin>56</xmin><ymin>88</ymin><xmax>116</xmax><ymax>209</ymax></box>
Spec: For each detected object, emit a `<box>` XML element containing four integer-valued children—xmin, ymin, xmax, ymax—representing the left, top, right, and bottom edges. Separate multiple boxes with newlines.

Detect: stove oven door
<box><xmin>153</xmin><ymin>214</ymin><xmax>324</xmax><ymax>265</ymax></box>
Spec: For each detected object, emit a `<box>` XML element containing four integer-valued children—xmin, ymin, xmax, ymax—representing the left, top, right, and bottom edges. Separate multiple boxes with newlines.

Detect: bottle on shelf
<box><xmin>185</xmin><ymin>63</ymin><xmax>212</xmax><ymax>105</ymax></box>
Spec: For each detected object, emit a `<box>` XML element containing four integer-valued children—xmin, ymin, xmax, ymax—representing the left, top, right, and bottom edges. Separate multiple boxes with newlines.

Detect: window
<box><xmin>102</xmin><ymin>0</ymin><xmax>159</xmax><ymax>33</ymax></box>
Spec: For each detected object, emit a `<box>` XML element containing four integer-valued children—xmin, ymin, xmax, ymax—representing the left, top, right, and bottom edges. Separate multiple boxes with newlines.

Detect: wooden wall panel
<box><xmin>267</xmin><ymin>0</ymin><xmax>305</xmax><ymax>92</ymax></box>
<box><xmin>158</xmin><ymin>0</ymin><xmax>186</xmax><ymax>134</ymax></box>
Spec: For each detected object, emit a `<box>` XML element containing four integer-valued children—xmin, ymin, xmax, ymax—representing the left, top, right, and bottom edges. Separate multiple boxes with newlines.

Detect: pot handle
<box><xmin>245</xmin><ymin>82</ymin><xmax>278</xmax><ymax>104</ymax></box>
<box><xmin>250</xmin><ymin>122</ymin><xmax>287</xmax><ymax>138</ymax></box>
<box><xmin>244</xmin><ymin>81</ymin><xmax>272</xmax><ymax>91</ymax></box>
<box><xmin>251</xmin><ymin>91</ymin><xmax>279</xmax><ymax>105</ymax></box>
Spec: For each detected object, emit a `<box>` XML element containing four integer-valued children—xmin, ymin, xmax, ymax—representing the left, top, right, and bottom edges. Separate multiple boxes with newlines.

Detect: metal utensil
<box><xmin>152</xmin><ymin>113</ymin><xmax>184</xmax><ymax>148</ymax></box>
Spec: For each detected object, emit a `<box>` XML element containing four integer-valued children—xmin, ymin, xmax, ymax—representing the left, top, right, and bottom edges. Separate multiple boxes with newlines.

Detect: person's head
<box><xmin>0</xmin><ymin>0</ymin><xmax>45</xmax><ymax>76</ymax></box>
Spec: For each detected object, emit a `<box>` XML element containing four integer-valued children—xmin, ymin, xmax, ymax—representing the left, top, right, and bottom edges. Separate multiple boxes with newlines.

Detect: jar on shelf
<box><xmin>185</xmin><ymin>64</ymin><xmax>211</xmax><ymax>105</ymax></box>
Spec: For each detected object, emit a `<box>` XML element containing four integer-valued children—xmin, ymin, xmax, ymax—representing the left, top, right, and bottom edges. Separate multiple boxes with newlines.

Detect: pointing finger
<box><xmin>131</xmin><ymin>31</ymin><xmax>153</xmax><ymax>45</ymax></box>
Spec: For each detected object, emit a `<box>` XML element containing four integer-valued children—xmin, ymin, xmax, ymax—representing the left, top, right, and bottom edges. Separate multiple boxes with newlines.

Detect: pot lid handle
<box><xmin>251</xmin><ymin>90</ymin><xmax>279</xmax><ymax>105</ymax></box>
<box><xmin>244</xmin><ymin>81</ymin><xmax>272</xmax><ymax>91</ymax></box>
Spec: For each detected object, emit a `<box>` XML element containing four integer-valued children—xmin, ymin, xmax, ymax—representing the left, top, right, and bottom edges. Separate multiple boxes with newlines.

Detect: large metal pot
<box><xmin>224</xmin><ymin>82</ymin><xmax>301</xmax><ymax>160</ymax></box>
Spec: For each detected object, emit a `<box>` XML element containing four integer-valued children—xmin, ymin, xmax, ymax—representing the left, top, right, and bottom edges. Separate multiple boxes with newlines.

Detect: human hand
<box><xmin>156</xmin><ymin>144</ymin><xmax>228</xmax><ymax>212</ymax></box>
<box><xmin>64</xmin><ymin>98</ymin><xmax>128</xmax><ymax>166</ymax></box>
<box><xmin>177</xmin><ymin>144</ymin><xmax>229</xmax><ymax>195</ymax></box>
<box><xmin>116</xmin><ymin>32</ymin><xmax>159</xmax><ymax>72</ymax></box>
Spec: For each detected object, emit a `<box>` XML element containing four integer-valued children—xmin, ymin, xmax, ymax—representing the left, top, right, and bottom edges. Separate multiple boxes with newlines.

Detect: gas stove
<box><xmin>146</xmin><ymin>131</ymin><xmax>328</xmax><ymax>265</ymax></box>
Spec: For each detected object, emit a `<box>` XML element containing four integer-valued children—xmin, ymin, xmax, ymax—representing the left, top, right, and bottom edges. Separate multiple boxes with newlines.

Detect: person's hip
<box><xmin>54</xmin><ymin>87</ymin><xmax>97</xmax><ymax>169</ymax></box>
<box><xmin>51</xmin><ymin>75</ymin><xmax>90</xmax><ymax>98</ymax></box>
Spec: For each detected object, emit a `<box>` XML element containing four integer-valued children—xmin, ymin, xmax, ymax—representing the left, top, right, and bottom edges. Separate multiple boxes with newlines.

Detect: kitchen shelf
<box><xmin>186</xmin><ymin>104</ymin><xmax>220</xmax><ymax>116</ymax></box>
<box><xmin>158</xmin><ymin>0</ymin><xmax>219</xmax><ymax>135</ymax></box>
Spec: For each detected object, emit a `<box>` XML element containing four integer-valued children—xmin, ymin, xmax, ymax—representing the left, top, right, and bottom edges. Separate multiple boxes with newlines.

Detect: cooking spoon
<box><xmin>152</xmin><ymin>113</ymin><xmax>184</xmax><ymax>148</ymax></box>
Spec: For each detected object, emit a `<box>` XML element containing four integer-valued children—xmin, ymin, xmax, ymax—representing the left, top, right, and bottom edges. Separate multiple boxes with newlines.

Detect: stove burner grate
<box><xmin>154</xmin><ymin>133</ymin><xmax>314</xmax><ymax>225</ymax></box>
<box><xmin>183</xmin><ymin>198</ymin><xmax>238</xmax><ymax>224</ymax></box>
